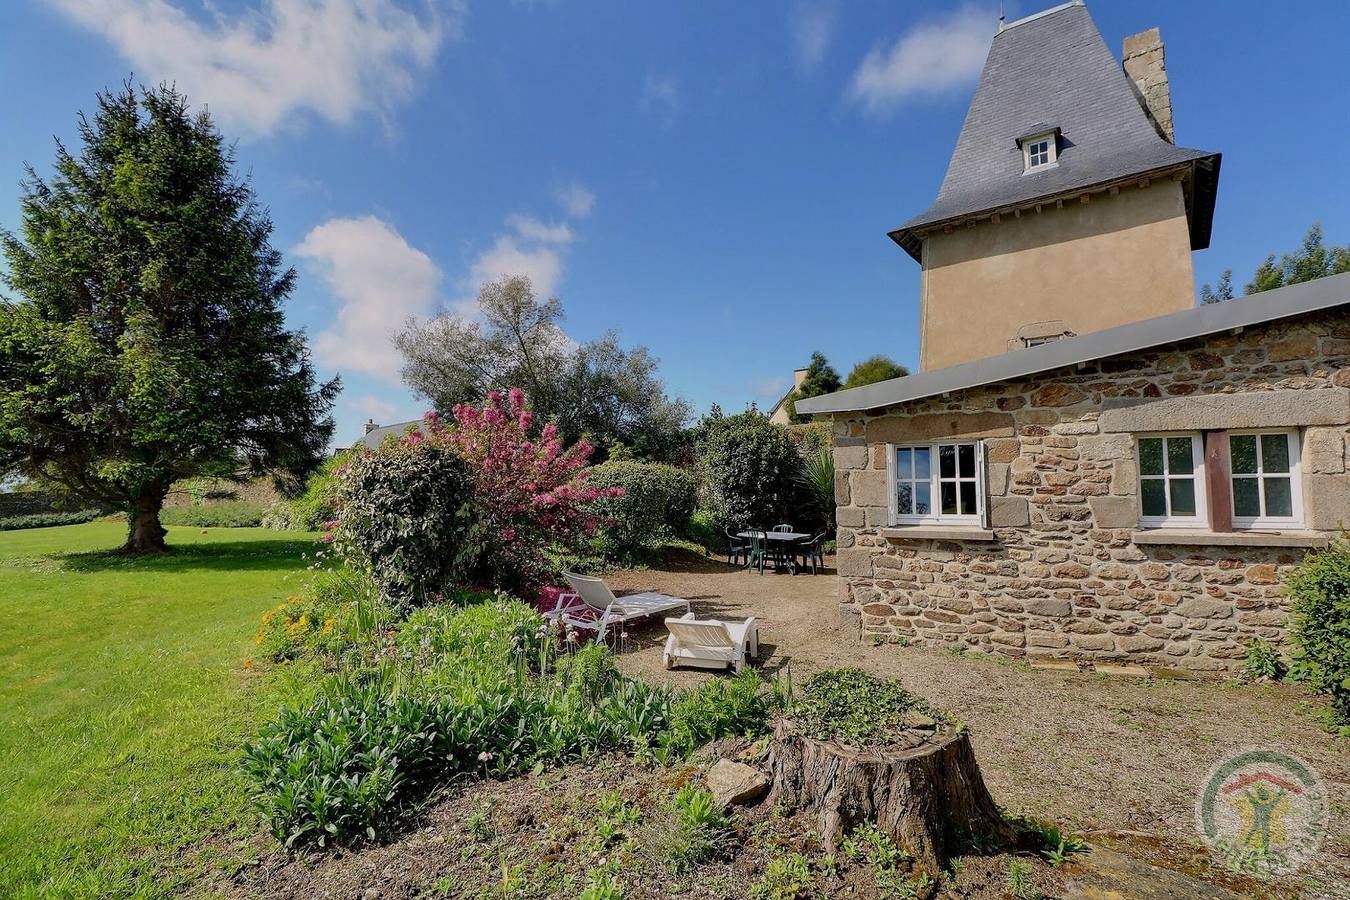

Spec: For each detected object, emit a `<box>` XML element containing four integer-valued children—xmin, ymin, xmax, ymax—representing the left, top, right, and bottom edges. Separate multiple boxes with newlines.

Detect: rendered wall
<box><xmin>918</xmin><ymin>180</ymin><xmax>1196</xmax><ymax>371</ymax></box>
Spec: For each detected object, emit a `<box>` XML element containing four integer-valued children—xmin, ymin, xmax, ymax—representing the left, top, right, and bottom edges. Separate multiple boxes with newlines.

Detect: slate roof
<box><xmin>795</xmin><ymin>273</ymin><xmax>1350</xmax><ymax>415</ymax></box>
<box><xmin>351</xmin><ymin>419</ymin><xmax>427</xmax><ymax>450</ymax></box>
<box><xmin>889</xmin><ymin>1</ymin><xmax>1220</xmax><ymax>261</ymax></box>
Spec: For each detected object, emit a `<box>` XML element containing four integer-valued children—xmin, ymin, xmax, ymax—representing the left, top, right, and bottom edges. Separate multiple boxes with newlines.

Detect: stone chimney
<box><xmin>364</xmin><ymin>418</ymin><xmax>378</xmax><ymax>434</ymax></box>
<box><xmin>1122</xmin><ymin>27</ymin><xmax>1175</xmax><ymax>143</ymax></box>
<box><xmin>792</xmin><ymin>367</ymin><xmax>808</xmax><ymax>390</ymax></box>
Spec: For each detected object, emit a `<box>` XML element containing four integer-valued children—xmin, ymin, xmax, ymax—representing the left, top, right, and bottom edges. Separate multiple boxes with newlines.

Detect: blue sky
<box><xmin>2</xmin><ymin>1</ymin><xmax>1348</xmax><ymax>447</ymax></box>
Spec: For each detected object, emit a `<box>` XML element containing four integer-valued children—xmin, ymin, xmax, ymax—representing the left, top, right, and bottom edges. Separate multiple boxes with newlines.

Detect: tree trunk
<box><xmin>122</xmin><ymin>488</ymin><xmax>168</xmax><ymax>554</ymax></box>
<box><xmin>766</xmin><ymin>720</ymin><xmax>1015</xmax><ymax>873</ymax></box>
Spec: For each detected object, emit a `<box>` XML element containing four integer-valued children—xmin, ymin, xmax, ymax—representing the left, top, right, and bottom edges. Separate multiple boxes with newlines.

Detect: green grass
<box><xmin>0</xmin><ymin>521</ymin><xmax>321</xmax><ymax>898</ymax></box>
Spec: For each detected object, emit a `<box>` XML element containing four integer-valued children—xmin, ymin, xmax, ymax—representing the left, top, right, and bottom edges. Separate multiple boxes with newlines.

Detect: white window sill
<box><xmin>882</xmin><ymin>526</ymin><xmax>997</xmax><ymax>542</ymax></box>
<box><xmin>1130</xmin><ymin>529</ymin><xmax>1331</xmax><ymax>549</ymax></box>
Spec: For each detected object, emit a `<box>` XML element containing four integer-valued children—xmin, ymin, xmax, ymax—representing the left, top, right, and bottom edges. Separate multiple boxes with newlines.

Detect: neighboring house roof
<box><xmin>889</xmin><ymin>0</ymin><xmax>1220</xmax><ymax>261</ymax></box>
<box><xmin>795</xmin><ymin>273</ymin><xmax>1350</xmax><ymax>415</ymax></box>
<box><xmin>351</xmin><ymin>419</ymin><xmax>426</xmax><ymax>450</ymax></box>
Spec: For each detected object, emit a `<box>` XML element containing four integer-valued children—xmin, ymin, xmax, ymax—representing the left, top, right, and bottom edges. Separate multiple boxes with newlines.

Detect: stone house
<box><xmin>795</xmin><ymin>1</ymin><xmax>1350</xmax><ymax>671</ymax></box>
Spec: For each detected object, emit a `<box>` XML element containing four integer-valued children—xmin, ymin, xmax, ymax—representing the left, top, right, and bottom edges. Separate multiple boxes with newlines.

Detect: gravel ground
<box><xmin>606</xmin><ymin>549</ymin><xmax>1350</xmax><ymax>898</ymax></box>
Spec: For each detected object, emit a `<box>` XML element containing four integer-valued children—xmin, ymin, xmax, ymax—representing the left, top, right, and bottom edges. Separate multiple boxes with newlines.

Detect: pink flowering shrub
<box><xmin>423</xmin><ymin>388</ymin><xmax>622</xmax><ymax>593</ymax></box>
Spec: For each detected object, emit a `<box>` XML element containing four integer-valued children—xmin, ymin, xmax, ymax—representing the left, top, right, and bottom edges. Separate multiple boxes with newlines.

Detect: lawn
<box><xmin>0</xmin><ymin>521</ymin><xmax>320</xmax><ymax>898</ymax></box>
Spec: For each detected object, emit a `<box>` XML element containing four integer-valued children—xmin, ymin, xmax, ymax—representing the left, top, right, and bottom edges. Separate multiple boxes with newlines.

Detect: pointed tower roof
<box><xmin>889</xmin><ymin>1</ymin><xmax>1220</xmax><ymax>261</ymax></box>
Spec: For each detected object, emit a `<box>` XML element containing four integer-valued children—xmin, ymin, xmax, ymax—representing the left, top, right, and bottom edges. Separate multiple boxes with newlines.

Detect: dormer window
<box><xmin>1016</xmin><ymin>125</ymin><xmax>1060</xmax><ymax>173</ymax></box>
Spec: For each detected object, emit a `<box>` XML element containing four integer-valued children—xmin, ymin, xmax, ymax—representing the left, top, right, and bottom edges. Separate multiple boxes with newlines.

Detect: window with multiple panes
<box><xmin>1134</xmin><ymin>430</ymin><xmax>1305</xmax><ymax>531</ymax></box>
<box><xmin>1136</xmin><ymin>434</ymin><xmax>1206</xmax><ymax>527</ymax></box>
<box><xmin>1027</xmin><ymin>140</ymin><xmax>1051</xmax><ymax>167</ymax></box>
<box><xmin>890</xmin><ymin>442</ymin><xmax>983</xmax><ymax>526</ymax></box>
<box><xmin>1229</xmin><ymin>430</ymin><xmax>1302</xmax><ymax>528</ymax></box>
<box><xmin>1022</xmin><ymin>132</ymin><xmax>1057</xmax><ymax>172</ymax></box>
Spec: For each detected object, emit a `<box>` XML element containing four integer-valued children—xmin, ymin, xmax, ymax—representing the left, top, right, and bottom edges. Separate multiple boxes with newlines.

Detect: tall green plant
<box><xmin>0</xmin><ymin>83</ymin><xmax>337</xmax><ymax>553</ymax></box>
<box><xmin>798</xmin><ymin>446</ymin><xmax>836</xmax><ymax>532</ymax></box>
<box><xmin>1288</xmin><ymin>537</ymin><xmax>1350</xmax><ymax>731</ymax></box>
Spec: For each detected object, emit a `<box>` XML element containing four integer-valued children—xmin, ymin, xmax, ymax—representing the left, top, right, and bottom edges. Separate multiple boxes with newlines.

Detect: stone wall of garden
<box><xmin>831</xmin><ymin>308</ymin><xmax>1350</xmax><ymax>672</ymax></box>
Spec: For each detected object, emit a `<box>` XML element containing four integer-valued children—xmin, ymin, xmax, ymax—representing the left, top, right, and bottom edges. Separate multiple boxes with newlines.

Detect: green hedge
<box><xmin>0</xmin><ymin>509</ymin><xmax>103</xmax><ymax>531</ymax></box>
<box><xmin>588</xmin><ymin>461</ymin><xmax>698</xmax><ymax>555</ymax></box>
<box><xmin>160</xmin><ymin>502</ymin><xmax>265</xmax><ymax>528</ymax></box>
<box><xmin>698</xmin><ymin>411</ymin><xmax>805</xmax><ymax>530</ymax></box>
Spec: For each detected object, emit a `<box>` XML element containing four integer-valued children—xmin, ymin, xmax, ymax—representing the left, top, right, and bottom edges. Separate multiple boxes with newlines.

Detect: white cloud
<box><xmin>847</xmin><ymin>5</ymin><xmax>993</xmax><ymax>114</ymax></box>
<box><xmin>467</xmin><ymin>211</ymin><xmax>572</xmax><ymax>299</ymax></box>
<box><xmin>554</xmin><ymin>181</ymin><xmax>596</xmax><ymax>219</ymax></box>
<box><xmin>51</xmin><ymin>0</ymin><xmax>461</xmax><ymax>138</ymax></box>
<box><xmin>792</xmin><ymin>1</ymin><xmax>837</xmax><ymax>70</ymax></box>
<box><xmin>298</xmin><ymin>216</ymin><xmax>441</xmax><ymax>380</ymax></box>
<box><xmin>505</xmin><ymin>214</ymin><xmax>574</xmax><ymax>245</ymax></box>
<box><xmin>641</xmin><ymin>72</ymin><xmax>680</xmax><ymax>128</ymax></box>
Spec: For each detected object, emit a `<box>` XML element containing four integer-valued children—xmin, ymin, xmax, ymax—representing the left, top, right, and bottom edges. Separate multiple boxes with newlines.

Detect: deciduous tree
<box><xmin>395</xmin><ymin>276</ymin><xmax>689</xmax><ymax>460</ymax></box>
<box><xmin>843</xmin><ymin>355</ymin><xmax>909</xmax><ymax>388</ymax></box>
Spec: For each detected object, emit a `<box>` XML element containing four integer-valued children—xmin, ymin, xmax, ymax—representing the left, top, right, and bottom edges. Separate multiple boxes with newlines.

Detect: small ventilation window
<box><xmin>1020</xmin><ymin>130</ymin><xmax>1058</xmax><ymax>172</ymax></box>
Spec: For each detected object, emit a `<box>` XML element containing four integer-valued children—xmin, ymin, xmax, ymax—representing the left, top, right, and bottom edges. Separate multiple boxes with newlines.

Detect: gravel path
<box><xmin>608</xmin><ymin>550</ymin><xmax>1350</xmax><ymax>897</ymax></box>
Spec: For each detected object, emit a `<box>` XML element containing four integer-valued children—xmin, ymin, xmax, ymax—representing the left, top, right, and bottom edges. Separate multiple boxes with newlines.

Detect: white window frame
<box><xmin>1135</xmin><ymin>432</ymin><xmax>1208</xmax><ymax>529</ymax></box>
<box><xmin>1229</xmin><ymin>429</ymin><xmax>1303</xmax><ymax>530</ymax></box>
<box><xmin>1022</xmin><ymin>131</ymin><xmax>1058</xmax><ymax>172</ymax></box>
<box><xmin>887</xmin><ymin>441</ymin><xmax>985</xmax><ymax>527</ymax></box>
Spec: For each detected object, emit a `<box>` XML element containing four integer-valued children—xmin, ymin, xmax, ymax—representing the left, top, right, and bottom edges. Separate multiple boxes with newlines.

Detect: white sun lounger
<box><xmin>547</xmin><ymin>571</ymin><xmax>691</xmax><ymax>642</ymax></box>
<box><xmin>662</xmin><ymin>612</ymin><xmax>759</xmax><ymax>673</ymax></box>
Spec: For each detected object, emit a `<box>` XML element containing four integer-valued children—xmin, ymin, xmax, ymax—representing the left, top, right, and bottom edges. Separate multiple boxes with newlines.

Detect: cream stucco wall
<box><xmin>918</xmin><ymin>180</ymin><xmax>1197</xmax><ymax>371</ymax></box>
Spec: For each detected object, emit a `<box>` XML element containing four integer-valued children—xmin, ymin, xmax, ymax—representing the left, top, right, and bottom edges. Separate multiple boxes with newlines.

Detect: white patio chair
<box><xmin>547</xmin><ymin>572</ymin><xmax>691</xmax><ymax>642</ymax></box>
<box><xmin>662</xmin><ymin>612</ymin><xmax>759</xmax><ymax>673</ymax></box>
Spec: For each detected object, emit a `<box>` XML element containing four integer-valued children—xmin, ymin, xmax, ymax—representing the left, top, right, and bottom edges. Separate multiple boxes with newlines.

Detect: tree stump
<box><xmin>766</xmin><ymin>719</ymin><xmax>1015</xmax><ymax>872</ymax></box>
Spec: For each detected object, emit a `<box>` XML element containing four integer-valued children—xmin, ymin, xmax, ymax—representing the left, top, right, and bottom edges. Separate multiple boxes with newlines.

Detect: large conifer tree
<box><xmin>0</xmin><ymin>84</ymin><xmax>338</xmax><ymax>552</ymax></box>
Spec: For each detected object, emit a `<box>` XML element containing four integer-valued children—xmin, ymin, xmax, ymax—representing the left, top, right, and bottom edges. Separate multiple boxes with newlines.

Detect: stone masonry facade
<box><xmin>831</xmin><ymin>308</ymin><xmax>1350</xmax><ymax>673</ymax></box>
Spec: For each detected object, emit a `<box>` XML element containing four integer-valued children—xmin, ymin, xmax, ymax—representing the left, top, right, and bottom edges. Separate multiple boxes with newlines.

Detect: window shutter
<box><xmin>977</xmin><ymin>440</ymin><xmax>990</xmax><ymax>530</ymax></box>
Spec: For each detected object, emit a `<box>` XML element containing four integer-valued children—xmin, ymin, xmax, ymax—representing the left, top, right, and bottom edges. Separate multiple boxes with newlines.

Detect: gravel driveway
<box><xmin>608</xmin><ymin>549</ymin><xmax>1350</xmax><ymax>898</ymax></box>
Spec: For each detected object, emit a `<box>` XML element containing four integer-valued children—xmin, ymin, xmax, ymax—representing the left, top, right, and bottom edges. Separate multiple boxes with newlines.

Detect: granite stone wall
<box><xmin>831</xmin><ymin>308</ymin><xmax>1350</xmax><ymax>672</ymax></box>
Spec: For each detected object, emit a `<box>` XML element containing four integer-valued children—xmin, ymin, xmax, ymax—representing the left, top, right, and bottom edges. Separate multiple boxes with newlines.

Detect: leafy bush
<box><xmin>261</xmin><ymin>452</ymin><xmax>348</xmax><ymax>531</ymax></box>
<box><xmin>698</xmin><ymin>410</ymin><xmax>805</xmax><ymax>530</ymax></box>
<box><xmin>1289</xmin><ymin>537</ymin><xmax>1350</xmax><ymax>730</ymax></box>
<box><xmin>658</xmin><ymin>668</ymin><xmax>780</xmax><ymax>760</ymax></box>
<box><xmin>686</xmin><ymin>508</ymin><xmax>719</xmax><ymax>555</ymax></box>
<box><xmin>1243</xmin><ymin>637</ymin><xmax>1286</xmax><ymax>682</ymax></box>
<box><xmin>789</xmin><ymin>669</ymin><xmax>946</xmax><ymax>748</ymax></box>
<box><xmin>588</xmin><ymin>460</ymin><xmax>698</xmax><ymax>557</ymax></box>
<box><xmin>332</xmin><ymin>440</ymin><xmax>481</xmax><ymax>608</ymax></box>
<box><xmin>161</xmin><ymin>501</ymin><xmax>264</xmax><ymax>528</ymax></box>
<box><xmin>0</xmin><ymin>509</ymin><xmax>102</xmax><ymax>530</ymax></box>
